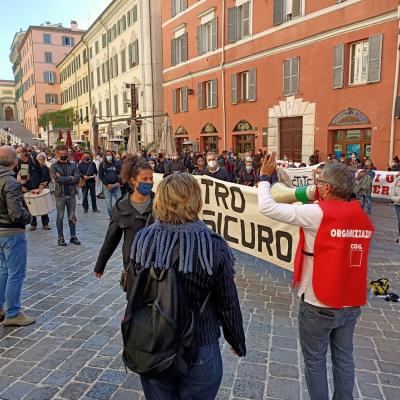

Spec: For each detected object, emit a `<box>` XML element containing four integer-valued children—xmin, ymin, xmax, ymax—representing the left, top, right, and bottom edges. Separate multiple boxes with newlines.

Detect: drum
<box><xmin>23</xmin><ymin>188</ymin><xmax>54</xmax><ymax>216</ymax></box>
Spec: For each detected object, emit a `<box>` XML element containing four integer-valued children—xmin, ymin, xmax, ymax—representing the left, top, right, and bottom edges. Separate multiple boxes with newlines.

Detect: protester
<box><xmin>154</xmin><ymin>153</ymin><xmax>171</xmax><ymax>174</ymax></box>
<box><xmin>204</xmin><ymin>151</ymin><xmax>229</xmax><ymax>181</ymax></box>
<box><xmin>94</xmin><ymin>157</ymin><xmax>153</xmax><ymax>281</ymax></box>
<box><xmin>126</xmin><ymin>172</ymin><xmax>246</xmax><ymax>398</ymax></box>
<box><xmin>354</xmin><ymin>169</ymin><xmax>373</xmax><ymax>213</ymax></box>
<box><xmin>170</xmin><ymin>152</ymin><xmax>186</xmax><ymax>172</ymax></box>
<box><xmin>191</xmin><ymin>154</ymin><xmax>206</xmax><ymax>175</ymax></box>
<box><xmin>239</xmin><ymin>158</ymin><xmax>258</xmax><ymax>186</ymax></box>
<box><xmin>0</xmin><ymin>146</ymin><xmax>35</xmax><ymax>326</ymax></box>
<box><xmin>50</xmin><ymin>145</ymin><xmax>81</xmax><ymax>247</ymax></box>
<box><xmin>258</xmin><ymin>154</ymin><xmax>374</xmax><ymax>400</ymax></box>
<box><xmin>390</xmin><ymin>155</ymin><xmax>400</xmax><ymax>171</ymax></box>
<box><xmin>78</xmin><ymin>152</ymin><xmax>99</xmax><ymax>214</ymax></box>
<box><xmin>33</xmin><ymin>152</ymin><xmax>51</xmax><ymax>230</ymax></box>
<box><xmin>99</xmin><ymin>150</ymin><xmax>121</xmax><ymax>219</ymax></box>
<box><xmin>313</xmin><ymin>163</ymin><xmax>325</xmax><ymax>181</ymax></box>
<box><xmin>390</xmin><ymin>175</ymin><xmax>400</xmax><ymax>243</ymax></box>
<box><xmin>94</xmin><ymin>153</ymin><xmax>105</xmax><ymax>199</ymax></box>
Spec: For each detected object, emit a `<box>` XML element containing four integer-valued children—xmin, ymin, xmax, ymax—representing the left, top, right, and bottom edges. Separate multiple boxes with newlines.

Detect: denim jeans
<box><xmin>31</xmin><ymin>214</ymin><xmax>49</xmax><ymax>227</ymax></box>
<box><xmin>82</xmin><ymin>180</ymin><xmax>98</xmax><ymax>212</ymax></box>
<box><xmin>299</xmin><ymin>300</ymin><xmax>361</xmax><ymax>400</ymax></box>
<box><xmin>395</xmin><ymin>204</ymin><xmax>400</xmax><ymax>236</ymax></box>
<box><xmin>358</xmin><ymin>195</ymin><xmax>372</xmax><ymax>212</ymax></box>
<box><xmin>0</xmin><ymin>233</ymin><xmax>27</xmax><ymax>317</ymax></box>
<box><xmin>140</xmin><ymin>341</ymin><xmax>223</xmax><ymax>400</ymax></box>
<box><xmin>104</xmin><ymin>186</ymin><xmax>121</xmax><ymax>218</ymax></box>
<box><xmin>55</xmin><ymin>196</ymin><xmax>76</xmax><ymax>238</ymax></box>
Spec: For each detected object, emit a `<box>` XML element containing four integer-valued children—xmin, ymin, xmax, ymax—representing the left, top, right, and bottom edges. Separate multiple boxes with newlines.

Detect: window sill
<box><xmin>348</xmin><ymin>82</ymin><xmax>368</xmax><ymax>87</ymax></box>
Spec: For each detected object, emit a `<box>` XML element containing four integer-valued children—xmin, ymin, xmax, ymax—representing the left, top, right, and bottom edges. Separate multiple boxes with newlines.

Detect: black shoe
<box><xmin>396</xmin><ymin>238</ymin><xmax>399</xmax><ymax>244</ymax></box>
<box><xmin>93</xmin><ymin>209</ymin><xmax>100</xmax><ymax>213</ymax></box>
<box><xmin>83</xmin><ymin>209</ymin><xmax>88</xmax><ymax>214</ymax></box>
<box><xmin>70</xmin><ymin>237</ymin><xmax>81</xmax><ymax>245</ymax></box>
<box><xmin>58</xmin><ymin>237</ymin><xmax>67</xmax><ymax>247</ymax></box>
<box><xmin>30</xmin><ymin>225</ymin><xmax>37</xmax><ymax>231</ymax></box>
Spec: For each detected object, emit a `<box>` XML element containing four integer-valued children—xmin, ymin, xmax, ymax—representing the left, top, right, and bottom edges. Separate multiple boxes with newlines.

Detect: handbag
<box><xmin>78</xmin><ymin>178</ymin><xmax>86</xmax><ymax>188</ymax></box>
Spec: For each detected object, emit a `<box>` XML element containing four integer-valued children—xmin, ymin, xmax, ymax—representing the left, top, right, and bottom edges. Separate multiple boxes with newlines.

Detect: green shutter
<box><xmin>228</xmin><ymin>7</ymin><xmax>237</xmax><ymax>43</ymax></box>
<box><xmin>248</xmin><ymin>68</ymin><xmax>256</xmax><ymax>102</ymax></box>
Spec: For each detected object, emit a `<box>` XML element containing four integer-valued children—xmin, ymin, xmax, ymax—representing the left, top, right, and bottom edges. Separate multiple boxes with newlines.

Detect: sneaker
<box><xmin>93</xmin><ymin>209</ymin><xmax>100</xmax><ymax>213</ymax></box>
<box><xmin>3</xmin><ymin>313</ymin><xmax>36</xmax><ymax>327</ymax></box>
<box><xmin>70</xmin><ymin>237</ymin><xmax>81</xmax><ymax>245</ymax></box>
<box><xmin>58</xmin><ymin>237</ymin><xmax>67</xmax><ymax>247</ymax></box>
<box><xmin>43</xmin><ymin>225</ymin><xmax>51</xmax><ymax>230</ymax></box>
<box><xmin>0</xmin><ymin>309</ymin><xmax>5</xmax><ymax>321</ymax></box>
<box><xmin>29</xmin><ymin>225</ymin><xmax>37</xmax><ymax>231</ymax></box>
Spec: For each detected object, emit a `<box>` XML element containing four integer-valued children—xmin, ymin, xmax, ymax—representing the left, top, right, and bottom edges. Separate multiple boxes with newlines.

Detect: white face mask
<box><xmin>208</xmin><ymin>160</ymin><xmax>217</xmax><ymax>169</ymax></box>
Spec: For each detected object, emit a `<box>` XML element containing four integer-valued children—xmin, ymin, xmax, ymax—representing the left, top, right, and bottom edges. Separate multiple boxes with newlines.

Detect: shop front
<box><xmin>233</xmin><ymin>120</ymin><xmax>255</xmax><ymax>154</ymax></box>
<box><xmin>201</xmin><ymin>123</ymin><xmax>219</xmax><ymax>153</ymax></box>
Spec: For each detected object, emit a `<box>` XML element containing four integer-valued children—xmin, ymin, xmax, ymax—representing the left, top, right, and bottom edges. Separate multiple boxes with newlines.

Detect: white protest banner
<box><xmin>154</xmin><ymin>173</ymin><xmax>299</xmax><ymax>271</ymax></box>
<box><xmin>278</xmin><ymin>164</ymin><xmax>318</xmax><ymax>188</ymax></box>
<box><xmin>370</xmin><ymin>171</ymin><xmax>400</xmax><ymax>199</ymax></box>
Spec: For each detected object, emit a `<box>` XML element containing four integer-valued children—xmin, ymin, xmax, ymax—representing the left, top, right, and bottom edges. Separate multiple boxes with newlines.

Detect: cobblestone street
<box><xmin>0</xmin><ymin>199</ymin><xmax>399</xmax><ymax>400</ymax></box>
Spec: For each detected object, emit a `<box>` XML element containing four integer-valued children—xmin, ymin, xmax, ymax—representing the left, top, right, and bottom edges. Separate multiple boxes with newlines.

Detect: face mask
<box><xmin>106</xmin><ymin>155</ymin><xmax>113</xmax><ymax>162</ymax></box>
<box><xmin>149</xmin><ymin>164</ymin><xmax>155</xmax><ymax>170</ymax></box>
<box><xmin>60</xmin><ymin>155</ymin><xmax>68</xmax><ymax>162</ymax></box>
<box><xmin>84</xmin><ymin>157</ymin><xmax>90</xmax><ymax>161</ymax></box>
<box><xmin>17</xmin><ymin>154</ymin><xmax>21</xmax><ymax>159</ymax></box>
<box><xmin>137</xmin><ymin>182</ymin><xmax>153</xmax><ymax>196</ymax></box>
<box><xmin>246</xmin><ymin>166</ymin><xmax>252</xmax><ymax>172</ymax></box>
<box><xmin>208</xmin><ymin>160</ymin><xmax>217</xmax><ymax>169</ymax></box>
<box><xmin>173</xmin><ymin>156</ymin><xmax>178</xmax><ymax>161</ymax></box>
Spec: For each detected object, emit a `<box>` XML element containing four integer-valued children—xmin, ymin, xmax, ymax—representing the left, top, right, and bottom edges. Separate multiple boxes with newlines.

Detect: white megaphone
<box><xmin>270</xmin><ymin>182</ymin><xmax>316</xmax><ymax>204</ymax></box>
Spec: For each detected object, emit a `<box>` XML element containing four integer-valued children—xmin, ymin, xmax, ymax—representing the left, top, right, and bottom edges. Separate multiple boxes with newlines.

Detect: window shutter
<box><xmin>291</xmin><ymin>57</ymin><xmax>299</xmax><ymax>94</ymax></box>
<box><xmin>228</xmin><ymin>7</ymin><xmax>237</xmax><ymax>43</ymax></box>
<box><xmin>171</xmin><ymin>38</ymin><xmax>176</xmax><ymax>66</ymax></box>
<box><xmin>248</xmin><ymin>68</ymin><xmax>257</xmax><ymax>102</ymax></box>
<box><xmin>134</xmin><ymin>40</ymin><xmax>139</xmax><ymax>65</ymax></box>
<box><xmin>182</xmin><ymin>0</ymin><xmax>188</xmax><ymax>11</ymax></box>
<box><xmin>283</xmin><ymin>59</ymin><xmax>291</xmax><ymax>96</ymax></box>
<box><xmin>212</xmin><ymin>18</ymin><xmax>218</xmax><ymax>50</ymax></box>
<box><xmin>197</xmin><ymin>26</ymin><xmax>202</xmax><ymax>56</ymax></box>
<box><xmin>231</xmin><ymin>73</ymin><xmax>238</xmax><ymax>104</ymax></box>
<box><xmin>132</xmin><ymin>5</ymin><xmax>138</xmax><ymax>22</ymax></box>
<box><xmin>129</xmin><ymin>43</ymin><xmax>133</xmax><ymax>67</ymax></box>
<box><xmin>273</xmin><ymin>0</ymin><xmax>285</xmax><ymax>26</ymax></box>
<box><xmin>181</xmin><ymin>33</ymin><xmax>188</xmax><ymax>62</ymax></box>
<box><xmin>172</xmin><ymin>89</ymin><xmax>177</xmax><ymax>113</ymax></box>
<box><xmin>211</xmin><ymin>79</ymin><xmax>218</xmax><ymax>108</ymax></box>
<box><xmin>182</xmin><ymin>87</ymin><xmax>188</xmax><ymax>112</ymax></box>
<box><xmin>368</xmin><ymin>34</ymin><xmax>383</xmax><ymax>83</ymax></box>
<box><xmin>198</xmin><ymin>82</ymin><xmax>204</xmax><ymax>110</ymax></box>
<box><xmin>43</xmin><ymin>72</ymin><xmax>48</xmax><ymax>83</ymax></box>
<box><xmin>242</xmin><ymin>2</ymin><xmax>250</xmax><ymax>37</ymax></box>
<box><xmin>292</xmin><ymin>0</ymin><xmax>302</xmax><ymax>18</ymax></box>
<box><xmin>45</xmin><ymin>94</ymin><xmax>49</xmax><ymax>103</ymax></box>
<box><xmin>333</xmin><ymin>44</ymin><xmax>345</xmax><ymax>89</ymax></box>
<box><xmin>172</xmin><ymin>0</ymin><xmax>176</xmax><ymax>17</ymax></box>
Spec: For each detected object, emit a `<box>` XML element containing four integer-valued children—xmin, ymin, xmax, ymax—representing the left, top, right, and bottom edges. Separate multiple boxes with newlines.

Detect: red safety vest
<box><xmin>293</xmin><ymin>200</ymin><xmax>374</xmax><ymax>308</ymax></box>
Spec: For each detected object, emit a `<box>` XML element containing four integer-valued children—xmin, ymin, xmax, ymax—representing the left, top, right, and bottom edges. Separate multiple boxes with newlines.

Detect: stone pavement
<box><xmin>0</xmin><ymin>198</ymin><xmax>399</xmax><ymax>400</ymax></box>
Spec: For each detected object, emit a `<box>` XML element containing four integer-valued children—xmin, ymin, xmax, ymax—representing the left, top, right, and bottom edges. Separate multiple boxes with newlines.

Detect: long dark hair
<box><xmin>121</xmin><ymin>156</ymin><xmax>152</xmax><ymax>184</ymax></box>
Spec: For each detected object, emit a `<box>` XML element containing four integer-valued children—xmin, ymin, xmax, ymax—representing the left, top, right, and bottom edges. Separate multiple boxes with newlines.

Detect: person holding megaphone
<box><xmin>258</xmin><ymin>152</ymin><xmax>374</xmax><ymax>400</ymax></box>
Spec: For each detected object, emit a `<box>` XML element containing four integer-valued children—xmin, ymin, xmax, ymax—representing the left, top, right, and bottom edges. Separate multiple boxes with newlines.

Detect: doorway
<box><xmin>5</xmin><ymin>107</ymin><xmax>14</xmax><ymax>121</ymax></box>
<box><xmin>332</xmin><ymin>129</ymin><xmax>371</xmax><ymax>159</ymax></box>
<box><xmin>279</xmin><ymin>117</ymin><xmax>303</xmax><ymax>162</ymax></box>
<box><xmin>235</xmin><ymin>134</ymin><xmax>255</xmax><ymax>154</ymax></box>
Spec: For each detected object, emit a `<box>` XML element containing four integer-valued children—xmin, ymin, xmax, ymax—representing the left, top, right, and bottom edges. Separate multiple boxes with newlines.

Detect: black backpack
<box><xmin>121</xmin><ymin>255</ymin><xmax>210</xmax><ymax>378</ymax></box>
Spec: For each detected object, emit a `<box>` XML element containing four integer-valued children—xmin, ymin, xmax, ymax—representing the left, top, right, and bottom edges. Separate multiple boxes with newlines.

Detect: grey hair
<box><xmin>206</xmin><ymin>151</ymin><xmax>217</xmax><ymax>158</ymax></box>
<box><xmin>0</xmin><ymin>146</ymin><xmax>17</xmax><ymax>167</ymax></box>
<box><xmin>321</xmin><ymin>162</ymin><xmax>355</xmax><ymax>200</ymax></box>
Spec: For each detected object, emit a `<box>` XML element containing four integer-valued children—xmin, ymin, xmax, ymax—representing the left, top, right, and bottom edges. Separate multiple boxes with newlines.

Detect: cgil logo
<box><xmin>330</xmin><ymin>229</ymin><xmax>373</xmax><ymax>239</ymax></box>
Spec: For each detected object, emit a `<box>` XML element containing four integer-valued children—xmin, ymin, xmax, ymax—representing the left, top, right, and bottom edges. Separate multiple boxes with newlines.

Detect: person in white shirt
<box><xmin>258</xmin><ymin>152</ymin><xmax>373</xmax><ymax>400</ymax></box>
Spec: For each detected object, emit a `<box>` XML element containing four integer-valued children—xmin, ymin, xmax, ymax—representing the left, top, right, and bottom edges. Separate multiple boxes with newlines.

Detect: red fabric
<box><xmin>293</xmin><ymin>200</ymin><xmax>374</xmax><ymax>308</ymax></box>
<box><xmin>292</xmin><ymin>228</ymin><xmax>305</xmax><ymax>288</ymax></box>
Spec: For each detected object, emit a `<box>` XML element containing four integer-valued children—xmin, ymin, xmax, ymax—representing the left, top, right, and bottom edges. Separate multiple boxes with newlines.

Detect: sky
<box><xmin>0</xmin><ymin>0</ymin><xmax>112</xmax><ymax>80</ymax></box>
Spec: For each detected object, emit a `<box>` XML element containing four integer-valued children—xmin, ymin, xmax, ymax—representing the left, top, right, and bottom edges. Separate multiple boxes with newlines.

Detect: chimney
<box><xmin>70</xmin><ymin>20</ymin><xmax>78</xmax><ymax>31</ymax></box>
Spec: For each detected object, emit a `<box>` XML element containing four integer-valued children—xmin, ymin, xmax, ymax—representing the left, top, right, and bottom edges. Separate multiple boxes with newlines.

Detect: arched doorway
<box><xmin>174</xmin><ymin>126</ymin><xmax>188</xmax><ymax>154</ymax></box>
<box><xmin>233</xmin><ymin>120</ymin><xmax>255</xmax><ymax>153</ymax></box>
<box><xmin>201</xmin><ymin>123</ymin><xmax>219</xmax><ymax>153</ymax></box>
<box><xmin>329</xmin><ymin>108</ymin><xmax>372</xmax><ymax>159</ymax></box>
<box><xmin>5</xmin><ymin>106</ymin><xmax>14</xmax><ymax>121</ymax></box>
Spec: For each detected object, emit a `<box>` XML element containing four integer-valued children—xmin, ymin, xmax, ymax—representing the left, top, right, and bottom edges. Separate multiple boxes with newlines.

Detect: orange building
<box><xmin>19</xmin><ymin>22</ymin><xmax>85</xmax><ymax>136</ymax></box>
<box><xmin>162</xmin><ymin>0</ymin><xmax>400</xmax><ymax>169</ymax></box>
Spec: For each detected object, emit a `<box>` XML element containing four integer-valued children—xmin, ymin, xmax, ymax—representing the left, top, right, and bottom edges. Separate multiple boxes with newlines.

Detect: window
<box><xmin>106</xmin><ymin>98</ymin><xmax>111</xmax><ymax>116</ymax></box>
<box><xmin>171</xmin><ymin>33</ymin><xmax>188</xmax><ymax>66</ymax></box>
<box><xmin>102</xmin><ymin>34</ymin><xmax>107</xmax><ymax>48</ymax></box>
<box><xmin>231</xmin><ymin>69</ymin><xmax>257</xmax><ymax>104</ymax></box>
<box><xmin>228</xmin><ymin>1</ymin><xmax>251</xmax><ymax>43</ymax></box>
<box><xmin>95</xmin><ymin>41</ymin><xmax>99</xmax><ymax>54</ymax></box>
<box><xmin>273</xmin><ymin>0</ymin><xmax>302</xmax><ymax>26</ymax></box>
<box><xmin>172</xmin><ymin>0</ymin><xmax>187</xmax><ymax>17</ymax></box>
<box><xmin>89</xmin><ymin>47</ymin><xmax>93</xmax><ymax>59</ymax></box>
<box><xmin>45</xmin><ymin>94</ymin><xmax>58</xmax><ymax>104</ymax></box>
<box><xmin>128</xmin><ymin>40</ymin><xmax>139</xmax><ymax>68</ymax></box>
<box><xmin>102</xmin><ymin>63</ymin><xmax>106</xmax><ymax>83</ymax></box>
<box><xmin>114</xmin><ymin>94</ymin><xmax>119</xmax><ymax>116</ymax></box>
<box><xmin>198</xmin><ymin>79</ymin><xmax>217</xmax><ymax>109</ymax></box>
<box><xmin>83</xmin><ymin>49</ymin><xmax>87</xmax><ymax>64</ymax></box>
<box><xmin>91</xmin><ymin>71</ymin><xmax>94</xmax><ymax>90</ymax></box>
<box><xmin>43</xmin><ymin>33</ymin><xmax>51</xmax><ymax>44</ymax></box>
<box><xmin>172</xmin><ymin>87</ymin><xmax>188</xmax><ymax>113</ymax></box>
<box><xmin>97</xmin><ymin>66</ymin><xmax>101</xmax><ymax>86</ymax></box>
<box><xmin>43</xmin><ymin>71</ymin><xmax>55</xmax><ymax>84</ymax></box>
<box><xmin>44</xmin><ymin>52</ymin><xmax>53</xmax><ymax>63</ymax></box>
<box><xmin>283</xmin><ymin>57</ymin><xmax>299</xmax><ymax>96</ymax></box>
<box><xmin>62</xmin><ymin>36</ymin><xmax>75</xmax><ymax>46</ymax></box>
<box><xmin>99</xmin><ymin>101</ymin><xmax>102</xmax><ymax>118</ymax></box>
<box><xmin>132</xmin><ymin>5</ymin><xmax>138</xmax><ymax>22</ymax></box>
<box><xmin>121</xmin><ymin>15</ymin><xmax>127</xmax><ymax>31</ymax></box>
<box><xmin>121</xmin><ymin>49</ymin><xmax>127</xmax><ymax>73</ymax></box>
<box><xmin>113</xmin><ymin>54</ymin><xmax>118</xmax><ymax>77</ymax></box>
<box><xmin>198</xmin><ymin>18</ymin><xmax>218</xmax><ymax>56</ymax></box>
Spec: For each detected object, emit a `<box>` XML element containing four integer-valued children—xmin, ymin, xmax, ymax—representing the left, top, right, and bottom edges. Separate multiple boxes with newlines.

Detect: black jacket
<box><xmin>94</xmin><ymin>193</ymin><xmax>154</xmax><ymax>273</ymax></box>
<box><xmin>0</xmin><ymin>166</ymin><xmax>31</xmax><ymax>229</ymax></box>
<box><xmin>50</xmin><ymin>162</ymin><xmax>79</xmax><ymax>197</ymax></box>
<box><xmin>99</xmin><ymin>161</ymin><xmax>120</xmax><ymax>185</ymax></box>
<box><xmin>78</xmin><ymin>161</ymin><xmax>97</xmax><ymax>182</ymax></box>
<box><xmin>39</xmin><ymin>164</ymin><xmax>50</xmax><ymax>185</ymax></box>
<box><xmin>17</xmin><ymin>157</ymin><xmax>42</xmax><ymax>190</ymax></box>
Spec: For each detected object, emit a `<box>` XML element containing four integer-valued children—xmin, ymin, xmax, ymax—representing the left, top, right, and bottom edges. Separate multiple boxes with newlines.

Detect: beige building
<box><xmin>0</xmin><ymin>80</ymin><xmax>16</xmax><ymax>121</ymax></box>
<box><xmin>58</xmin><ymin>40</ymin><xmax>91</xmax><ymax>143</ymax></box>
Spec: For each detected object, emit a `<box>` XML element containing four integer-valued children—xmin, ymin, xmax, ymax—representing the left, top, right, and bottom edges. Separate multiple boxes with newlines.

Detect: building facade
<box><xmin>82</xmin><ymin>0</ymin><xmax>163</xmax><ymax>149</ymax></box>
<box><xmin>58</xmin><ymin>40</ymin><xmax>91</xmax><ymax>143</ymax></box>
<box><xmin>10</xmin><ymin>31</ymin><xmax>26</xmax><ymax>123</ymax></box>
<box><xmin>19</xmin><ymin>22</ymin><xmax>85</xmax><ymax>136</ymax></box>
<box><xmin>0</xmin><ymin>80</ymin><xmax>16</xmax><ymax>121</ymax></box>
<box><xmin>162</xmin><ymin>0</ymin><xmax>400</xmax><ymax>168</ymax></box>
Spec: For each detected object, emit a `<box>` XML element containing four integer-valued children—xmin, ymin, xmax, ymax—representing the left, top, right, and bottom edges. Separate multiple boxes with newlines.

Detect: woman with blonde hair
<box><xmin>126</xmin><ymin>172</ymin><xmax>246</xmax><ymax>400</ymax></box>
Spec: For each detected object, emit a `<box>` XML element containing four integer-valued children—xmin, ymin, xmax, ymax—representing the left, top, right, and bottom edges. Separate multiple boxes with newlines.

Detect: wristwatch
<box><xmin>259</xmin><ymin>175</ymin><xmax>271</xmax><ymax>183</ymax></box>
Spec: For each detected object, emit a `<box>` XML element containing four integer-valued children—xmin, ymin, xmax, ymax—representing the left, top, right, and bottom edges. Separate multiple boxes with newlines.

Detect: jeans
<box><xmin>0</xmin><ymin>233</ymin><xmax>27</xmax><ymax>317</ymax></box>
<box><xmin>395</xmin><ymin>204</ymin><xmax>400</xmax><ymax>236</ymax></box>
<box><xmin>55</xmin><ymin>196</ymin><xmax>76</xmax><ymax>238</ymax></box>
<box><xmin>31</xmin><ymin>214</ymin><xmax>49</xmax><ymax>227</ymax></box>
<box><xmin>82</xmin><ymin>180</ymin><xmax>98</xmax><ymax>211</ymax></box>
<box><xmin>104</xmin><ymin>186</ymin><xmax>121</xmax><ymax>218</ymax></box>
<box><xmin>358</xmin><ymin>195</ymin><xmax>372</xmax><ymax>212</ymax></box>
<box><xmin>140</xmin><ymin>341</ymin><xmax>223</xmax><ymax>400</ymax></box>
<box><xmin>299</xmin><ymin>299</ymin><xmax>361</xmax><ymax>400</ymax></box>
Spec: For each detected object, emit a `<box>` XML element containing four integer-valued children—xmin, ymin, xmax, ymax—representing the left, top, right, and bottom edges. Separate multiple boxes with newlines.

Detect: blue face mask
<box><xmin>137</xmin><ymin>182</ymin><xmax>153</xmax><ymax>196</ymax></box>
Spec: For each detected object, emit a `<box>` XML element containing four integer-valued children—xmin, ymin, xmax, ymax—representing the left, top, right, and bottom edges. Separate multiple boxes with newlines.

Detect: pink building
<box><xmin>19</xmin><ymin>22</ymin><xmax>85</xmax><ymax>135</ymax></box>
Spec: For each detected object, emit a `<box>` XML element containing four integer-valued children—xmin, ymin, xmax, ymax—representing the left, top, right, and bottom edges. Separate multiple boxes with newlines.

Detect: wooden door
<box><xmin>5</xmin><ymin>107</ymin><xmax>14</xmax><ymax>121</ymax></box>
<box><xmin>279</xmin><ymin>117</ymin><xmax>302</xmax><ymax>162</ymax></box>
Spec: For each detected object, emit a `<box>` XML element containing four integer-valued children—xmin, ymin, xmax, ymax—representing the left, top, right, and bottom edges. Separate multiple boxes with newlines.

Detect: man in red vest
<box><xmin>258</xmin><ymin>152</ymin><xmax>374</xmax><ymax>400</ymax></box>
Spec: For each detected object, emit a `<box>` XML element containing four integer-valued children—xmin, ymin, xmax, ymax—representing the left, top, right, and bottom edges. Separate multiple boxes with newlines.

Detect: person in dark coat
<box><xmin>204</xmin><ymin>151</ymin><xmax>229</xmax><ymax>181</ymax></box>
<box><xmin>94</xmin><ymin>157</ymin><xmax>153</xmax><ymax>278</ymax></box>
<box><xmin>170</xmin><ymin>152</ymin><xmax>187</xmax><ymax>172</ymax></box>
<box><xmin>154</xmin><ymin>153</ymin><xmax>171</xmax><ymax>174</ymax></box>
<box><xmin>79</xmin><ymin>152</ymin><xmax>99</xmax><ymax>213</ymax></box>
